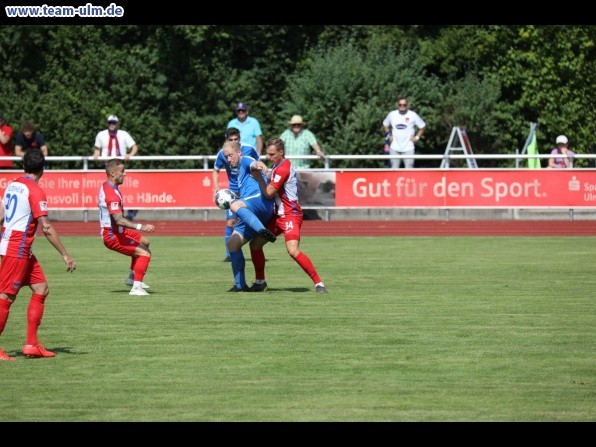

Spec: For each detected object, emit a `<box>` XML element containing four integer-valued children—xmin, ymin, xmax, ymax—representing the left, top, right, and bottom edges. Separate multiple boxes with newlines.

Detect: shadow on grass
<box><xmin>11</xmin><ymin>346</ymin><xmax>81</xmax><ymax>359</ymax></box>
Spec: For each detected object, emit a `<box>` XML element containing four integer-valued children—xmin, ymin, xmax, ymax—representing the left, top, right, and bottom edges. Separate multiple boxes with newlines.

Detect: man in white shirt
<box><xmin>93</xmin><ymin>115</ymin><xmax>138</xmax><ymax>160</ymax></box>
<box><xmin>383</xmin><ymin>97</ymin><xmax>426</xmax><ymax>169</ymax></box>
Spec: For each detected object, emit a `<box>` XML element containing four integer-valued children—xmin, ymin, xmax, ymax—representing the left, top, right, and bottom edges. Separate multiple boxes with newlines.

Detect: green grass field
<box><xmin>0</xmin><ymin>235</ymin><xmax>594</xmax><ymax>422</ymax></box>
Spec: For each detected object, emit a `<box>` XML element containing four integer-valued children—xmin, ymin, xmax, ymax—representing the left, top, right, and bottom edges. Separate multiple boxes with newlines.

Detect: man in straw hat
<box><xmin>279</xmin><ymin>115</ymin><xmax>325</xmax><ymax>169</ymax></box>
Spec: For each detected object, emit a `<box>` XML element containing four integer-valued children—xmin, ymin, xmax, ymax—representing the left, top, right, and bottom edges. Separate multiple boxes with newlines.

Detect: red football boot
<box><xmin>22</xmin><ymin>344</ymin><xmax>56</xmax><ymax>358</ymax></box>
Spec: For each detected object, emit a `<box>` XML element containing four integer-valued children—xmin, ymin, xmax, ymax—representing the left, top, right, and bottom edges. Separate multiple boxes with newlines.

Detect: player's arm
<box><xmin>0</xmin><ymin>198</ymin><xmax>4</xmax><ymax>225</ymax></box>
<box><xmin>212</xmin><ymin>168</ymin><xmax>220</xmax><ymax>196</ymax></box>
<box><xmin>38</xmin><ymin>215</ymin><xmax>77</xmax><ymax>272</ymax></box>
<box><xmin>113</xmin><ymin>212</ymin><xmax>155</xmax><ymax>233</ymax></box>
<box><xmin>250</xmin><ymin>161</ymin><xmax>278</xmax><ymax>199</ymax></box>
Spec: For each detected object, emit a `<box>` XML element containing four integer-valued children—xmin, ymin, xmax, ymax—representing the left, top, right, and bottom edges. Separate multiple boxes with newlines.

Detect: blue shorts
<box><xmin>225</xmin><ymin>208</ymin><xmax>237</xmax><ymax>220</ymax></box>
<box><xmin>233</xmin><ymin>195</ymin><xmax>274</xmax><ymax>240</ymax></box>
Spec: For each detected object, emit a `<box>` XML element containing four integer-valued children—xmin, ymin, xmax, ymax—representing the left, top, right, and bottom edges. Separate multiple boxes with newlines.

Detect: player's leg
<box><xmin>231</xmin><ymin>200</ymin><xmax>276</xmax><ymax>243</ymax></box>
<box><xmin>130</xmin><ymin>245</ymin><xmax>151</xmax><ymax>295</ymax></box>
<box><xmin>223</xmin><ymin>209</ymin><xmax>237</xmax><ymax>262</ymax></box>
<box><xmin>247</xmin><ymin>218</ymin><xmax>279</xmax><ymax>292</ymax></box>
<box><xmin>228</xmin><ymin>228</ymin><xmax>249</xmax><ymax>291</ymax></box>
<box><xmin>0</xmin><ymin>288</ymin><xmax>16</xmax><ymax>360</ymax></box>
<box><xmin>107</xmin><ymin>230</ymin><xmax>151</xmax><ymax>295</ymax></box>
<box><xmin>0</xmin><ymin>256</ymin><xmax>26</xmax><ymax>359</ymax></box>
<box><xmin>22</xmin><ymin>256</ymin><xmax>56</xmax><ymax>357</ymax></box>
<box><xmin>283</xmin><ymin>217</ymin><xmax>326</xmax><ymax>293</ymax></box>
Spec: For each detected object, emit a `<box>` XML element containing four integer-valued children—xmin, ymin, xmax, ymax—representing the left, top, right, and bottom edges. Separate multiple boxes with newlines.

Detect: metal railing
<box><xmin>1</xmin><ymin>152</ymin><xmax>594</xmax><ymax>170</ymax></box>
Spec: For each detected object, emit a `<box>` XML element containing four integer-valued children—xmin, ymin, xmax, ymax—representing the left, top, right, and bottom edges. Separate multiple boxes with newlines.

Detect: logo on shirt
<box><xmin>110</xmin><ymin>202</ymin><xmax>119</xmax><ymax>210</ymax></box>
<box><xmin>40</xmin><ymin>201</ymin><xmax>48</xmax><ymax>211</ymax></box>
<box><xmin>273</xmin><ymin>174</ymin><xmax>282</xmax><ymax>182</ymax></box>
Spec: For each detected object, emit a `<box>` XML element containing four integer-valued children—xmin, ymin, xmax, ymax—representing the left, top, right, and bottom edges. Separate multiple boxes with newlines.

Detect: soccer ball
<box><xmin>215</xmin><ymin>189</ymin><xmax>236</xmax><ymax>210</ymax></box>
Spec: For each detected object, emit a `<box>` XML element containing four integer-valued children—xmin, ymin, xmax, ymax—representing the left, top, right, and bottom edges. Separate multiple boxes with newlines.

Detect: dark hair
<box><xmin>225</xmin><ymin>127</ymin><xmax>240</xmax><ymax>139</ymax></box>
<box><xmin>23</xmin><ymin>147</ymin><xmax>45</xmax><ymax>174</ymax></box>
<box><xmin>22</xmin><ymin>119</ymin><xmax>36</xmax><ymax>132</ymax></box>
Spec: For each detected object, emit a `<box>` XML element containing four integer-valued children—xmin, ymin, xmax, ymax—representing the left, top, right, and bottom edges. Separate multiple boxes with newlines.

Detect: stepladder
<box><xmin>440</xmin><ymin>127</ymin><xmax>478</xmax><ymax>168</ymax></box>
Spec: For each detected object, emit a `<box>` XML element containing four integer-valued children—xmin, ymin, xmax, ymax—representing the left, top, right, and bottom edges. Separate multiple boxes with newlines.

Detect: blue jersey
<box><xmin>236</xmin><ymin>154</ymin><xmax>274</xmax><ymax>220</ymax></box>
<box><xmin>214</xmin><ymin>144</ymin><xmax>258</xmax><ymax>193</ymax></box>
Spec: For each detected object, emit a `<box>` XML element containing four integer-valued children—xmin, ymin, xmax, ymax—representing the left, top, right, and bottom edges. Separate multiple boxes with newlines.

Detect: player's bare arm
<box><xmin>38</xmin><ymin>215</ymin><xmax>77</xmax><ymax>272</ymax></box>
<box><xmin>113</xmin><ymin>212</ymin><xmax>155</xmax><ymax>232</ymax></box>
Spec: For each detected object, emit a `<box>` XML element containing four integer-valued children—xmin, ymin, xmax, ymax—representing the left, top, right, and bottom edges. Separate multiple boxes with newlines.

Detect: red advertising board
<box><xmin>335</xmin><ymin>170</ymin><xmax>596</xmax><ymax>208</ymax></box>
<box><xmin>0</xmin><ymin>169</ymin><xmax>594</xmax><ymax>210</ymax></box>
<box><xmin>0</xmin><ymin>170</ymin><xmax>229</xmax><ymax>210</ymax></box>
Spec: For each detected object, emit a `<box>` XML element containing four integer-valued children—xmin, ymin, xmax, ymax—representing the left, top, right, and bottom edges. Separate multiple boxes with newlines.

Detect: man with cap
<box><xmin>0</xmin><ymin>113</ymin><xmax>14</xmax><ymax>169</ymax></box>
<box><xmin>226</xmin><ymin>102</ymin><xmax>263</xmax><ymax>155</ymax></box>
<box><xmin>279</xmin><ymin>115</ymin><xmax>325</xmax><ymax>169</ymax></box>
<box><xmin>548</xmin><ymin>135</ymin><xmax>575</xmax><ymax>169</ymax></box>
<box><xmin>92</xmin><ymin>115</ymin><xmax>139</xmax><ymax>161</ymax></box>
<box><xmin>92</xmin><ymin>115</ymin><xmax>140</xmax><ymax>221</ymax></box>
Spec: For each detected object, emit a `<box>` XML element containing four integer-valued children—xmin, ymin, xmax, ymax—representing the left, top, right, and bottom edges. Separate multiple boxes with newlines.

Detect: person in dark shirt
<box><xmin>14</xmin><ymin>120</ymin><xmax>49</xmax><ymax>158</ymax></box>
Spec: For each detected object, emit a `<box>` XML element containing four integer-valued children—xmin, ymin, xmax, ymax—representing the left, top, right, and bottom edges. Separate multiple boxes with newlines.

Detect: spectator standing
<box><xmin>226</xmin><ymin>102</ymin><xmax>263</xmax><ymax>155</ymax></box>
<box><xmin>0</xmin><ymin>148</ymin><xmax>77</xmax><ymax>361</ymax></box>
<box><xmin>382</xmin><ymin>97</ymin><xmax>426</xmax><ymax>169</ymax></box>
<box><xmin>221</xmin><ymin>140</ymin><xmax>276</xmax><ymax>292</ymax></box>
<box><xmin>213</xmin><ymin>127</ymin><xmax>259</xmax><ymax>262</ymax></box>
<box><xmin>249</xmin><ymin>138</ymin><xmax>326</xmax><ymax>293</ymax></box>
<box><xmin>279</xmin><ymin>115</ymin><xmax>325</xmax><ymax>169</ymax></box>
<box><xmin>98</xmin><ymin>158</ymin><xmax>155</xmax><ymax>296</ymax></box>
<box><xmin>548</xmin><ymin>135</ymin><xmax>575</xmax><ymax>169</ymax></box>
<box><xmin>14</xmin><ymin>120</ymin><xmax>49</xmax><ymax>158</ymax></box>
<box><xmin>0</xmin><ymin>113</ymin><xmax>14</xmax><ymax>169</ymax></box>
<box><xmin>93</xmin><ymin>115</ymin><xmax>140</xmax><ymax>220</ymax></box>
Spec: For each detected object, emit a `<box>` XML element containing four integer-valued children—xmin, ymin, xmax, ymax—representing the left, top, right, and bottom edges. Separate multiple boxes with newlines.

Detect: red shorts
<box><xmin>102</xmin><ymin>227</ymin><xmax>142</xmax><ymax>256</ymax></box>
<box><xmin>0</xmin><ymin>254</ymin><xmax>46</xmax><ymax>295</ymax></box>
<box><xmin>266</xmin><ymin>214</ymin><xmax>303</xmax><ymax>242</ymax></box>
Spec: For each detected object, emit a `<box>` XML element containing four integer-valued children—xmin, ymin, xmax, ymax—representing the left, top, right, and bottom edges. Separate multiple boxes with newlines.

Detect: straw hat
<box><xmin>288</xmin><ymin>115</ymin><xmax>305</xmax><ymax>125</ymax></box>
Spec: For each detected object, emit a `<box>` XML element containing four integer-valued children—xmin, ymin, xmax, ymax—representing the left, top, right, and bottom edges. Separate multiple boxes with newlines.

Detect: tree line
<box><xmin>0</xmin><ymin>25</ymin><xmax>593</xmax><ymax>169</ymax></box>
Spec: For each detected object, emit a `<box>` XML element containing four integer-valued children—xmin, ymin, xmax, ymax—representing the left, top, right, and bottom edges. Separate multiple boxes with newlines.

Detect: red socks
<box><xmin>250</xmin><ymin>249</ymin><xmax>266</xmax><ymax>281</ymax></box>
<box><xmin>0</xmin><ymin>298</ymin><xmax>12</xmax><ymax>335</ymax></box>
<box><xmin>295</xmin><ymin>252</ymin><xmax>321</xmax><ymax>285</ymax></box>
<box><xmin>26</xmin><ymin>294</ymin><xmax>46</xmax><ymax>345</ymax></box>
<box><xmin>134</xmin><ymin>255</ymin><xmax>150</xmax><ymax>281</ymax></box>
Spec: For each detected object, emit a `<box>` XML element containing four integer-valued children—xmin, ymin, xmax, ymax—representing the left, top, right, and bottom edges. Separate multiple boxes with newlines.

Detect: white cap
<box><xmin>107</xmin><ymin>115</ymin><xmax>119</xmax><ymax>123</ymax></box>
<box><xmin>556</xmin><ymin>135</ymin><xmax>568</xmax><ymax>144</ymax></box>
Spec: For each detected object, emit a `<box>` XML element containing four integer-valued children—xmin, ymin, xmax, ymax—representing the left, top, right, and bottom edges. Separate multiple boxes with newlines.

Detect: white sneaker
<box><xmin>125</xmin><ymin>278</ymin><xmax>150</xmax><ymax>289</ymax></box>
<box><xmin>129</xmin><ymin>287</ymin><xmax>150</xmax><ymax>296</ymax></box>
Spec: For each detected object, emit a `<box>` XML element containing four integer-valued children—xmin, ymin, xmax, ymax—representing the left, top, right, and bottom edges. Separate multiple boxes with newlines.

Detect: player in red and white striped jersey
<box><xmin>0</xmin><ymin>148</ymin><xmax>76</xmax><ymax>361</ymax></box>
<box><xmin>98</xmin><ymin>158</ymin><xmax>155</xmax><ymax>296</ymax></box>
<box><xmin>249</xmin><ymin>138</ymin><xmax>326</xmax><ymax>294</ymax></box>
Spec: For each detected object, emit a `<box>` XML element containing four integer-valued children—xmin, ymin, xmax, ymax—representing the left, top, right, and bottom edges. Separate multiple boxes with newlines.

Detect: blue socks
<box><xmin>229</xmin><ymin>250</ymin><xmax>246</xmax><ymax>289</ymax></box>
<box><xmin>224</xmin><ymin>225</ymin><xmax>233</xmax><ymax>257</ymax></box>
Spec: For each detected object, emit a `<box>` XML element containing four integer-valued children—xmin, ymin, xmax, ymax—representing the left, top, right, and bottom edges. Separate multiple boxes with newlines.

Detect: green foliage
<box><xmin>279</xmin><ymin>43</ymin><xmax>443</xmax><ymax>168</ymax></box>
<box><xmin>0</xmin><ymin>25</ymin><xmax>593</xmax><ymax>169</ymax></box>
<box><xmin>481</xmin><ymin>25</ymin><xmax>595</xmax><ymax>163</ymax></box>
